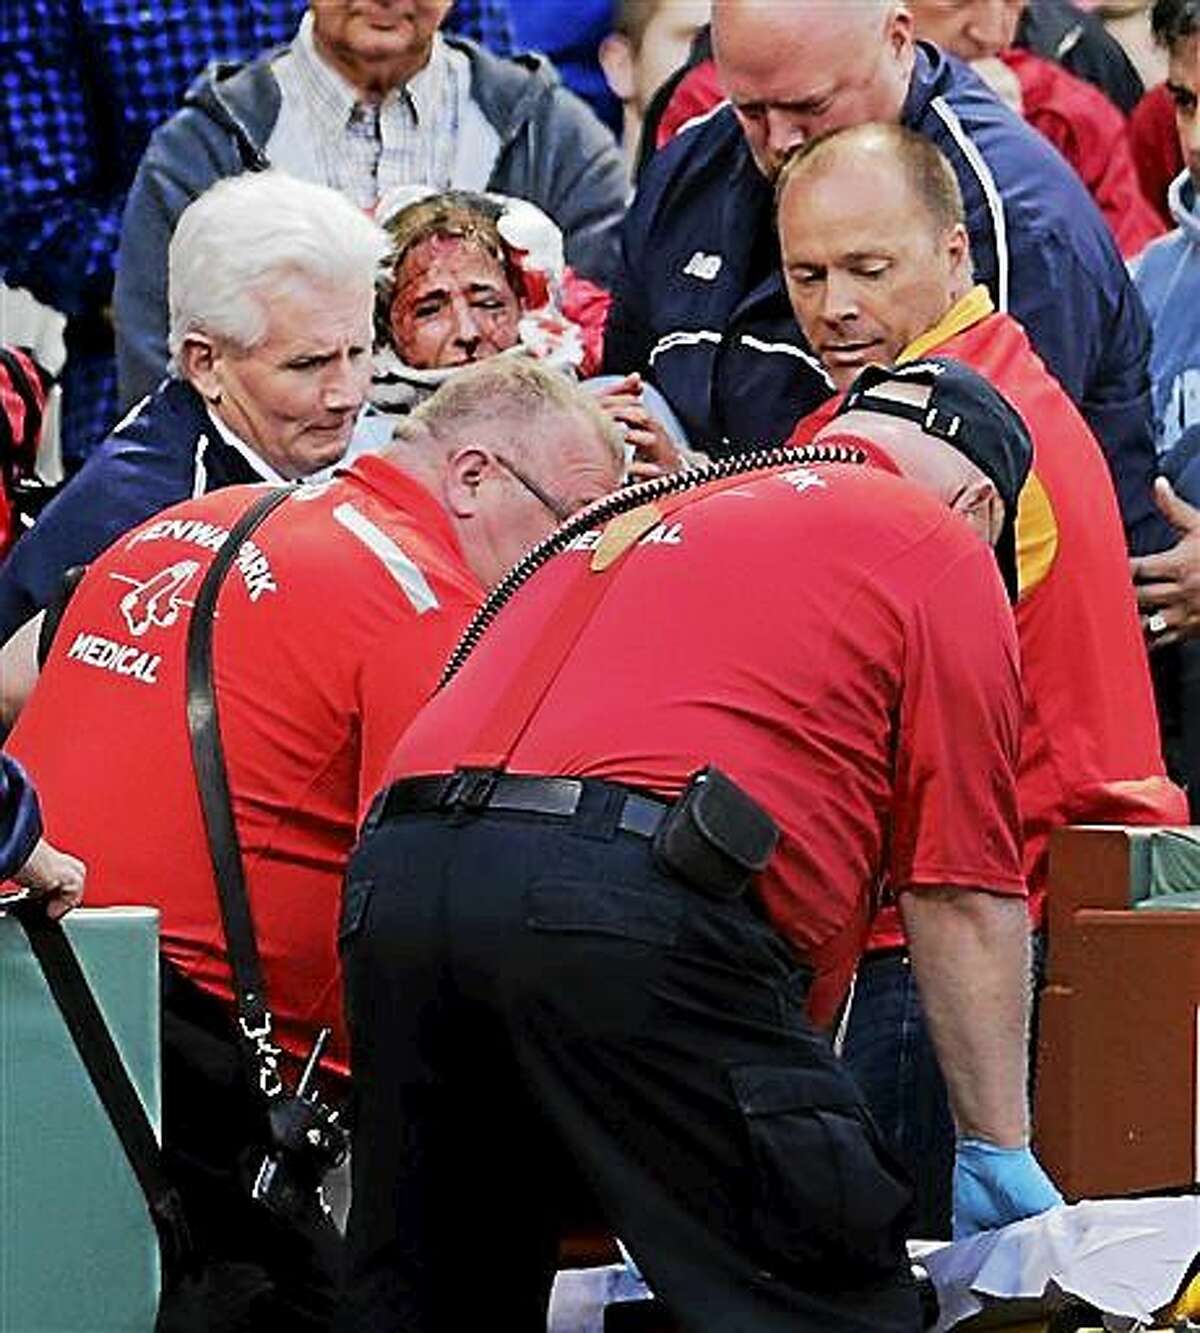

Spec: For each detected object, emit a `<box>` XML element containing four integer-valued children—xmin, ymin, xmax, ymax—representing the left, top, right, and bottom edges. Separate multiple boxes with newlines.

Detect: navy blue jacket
<box><xmin>0</xmin><ymin>378</ymin><xmax>263</xmax><ymax>646</ymax></box>
<box><xmin>0</xmin><ymin>755</ymin><xmax>41</xmax><ymax>882</ymax></box>
<box><xmin>604</xmin><ymin>44</ymin><xmax>1167</xmax><ymax>553</ymax></box>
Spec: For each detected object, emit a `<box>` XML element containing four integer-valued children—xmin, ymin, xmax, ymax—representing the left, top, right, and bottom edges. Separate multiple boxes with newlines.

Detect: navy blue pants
<box><xmin>841</xmin><ymin>952</ymin><xmax>955</xmax><ymax>1240</ymax></box>
<box><xmin>337</xmin><ymin>795</ymin><xmax>921</xmax><ymax>1333</ymax></box>
<box><xmin>843</xmin><ymin>934</ymin><xmax>1048</xmax><ymax>1241</ymax></box>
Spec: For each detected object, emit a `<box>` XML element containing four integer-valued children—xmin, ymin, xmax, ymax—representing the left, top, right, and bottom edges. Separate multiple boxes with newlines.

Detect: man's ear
<box><xmin>599</xmin><ymin>33</ymin><xmax>636</xmax><ymax>103</ymax></box>
<box><xmin>443</xmin><ymin>446</ymin><xmax>490</xmax><ymax>519</ymax></box>
<box><xmin>946</xmin><ymin>222</ymin><xmax>973</xmax><ymax>292</ymax></box>
<box><xmin>178</xmin><ymin>334</ymin><xmax>223</xmax><ymax>405</ymax></box>
<box><xmin>886</xmin><ymin>3</ymin><xmax>915</xmax><ymax>58</ymax></box>
<box><xmin>952</xmin><ymin>478</ymin><xmax>1005</xmax><ymax>545</ymax></box>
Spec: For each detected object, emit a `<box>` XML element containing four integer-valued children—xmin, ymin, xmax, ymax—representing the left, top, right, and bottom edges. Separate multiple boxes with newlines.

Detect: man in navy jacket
<box><xmin>603</xmin><ymin>0</ymin><xmax>1168</xmax><ymax>552</ymax></box>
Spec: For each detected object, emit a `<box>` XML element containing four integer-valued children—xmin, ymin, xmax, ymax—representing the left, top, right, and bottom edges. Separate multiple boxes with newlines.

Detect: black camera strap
<box><xmin>185</xmin><ymin>484</ymin><xmax>294</xmax><ymax>1099</ymax></box>
<box><xmin>8</xmin><ymin>899</ymin><xmax>195</xmax><ymax>1282</ymax></box>
<box><xmin>2</xmin><ymin>483</ymin><xmax>294</xmax><ymax>1293</ymax></box>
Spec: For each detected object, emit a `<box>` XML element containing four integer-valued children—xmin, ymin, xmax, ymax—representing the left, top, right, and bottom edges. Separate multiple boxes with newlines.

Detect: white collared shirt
<box><xmin>268</xmin><ymin>15</ymin><xmax>497</xmax><ymax>208</ymax></box>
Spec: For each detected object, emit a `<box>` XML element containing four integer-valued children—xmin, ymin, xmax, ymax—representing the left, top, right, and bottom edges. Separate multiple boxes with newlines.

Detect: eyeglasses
<box><xmin>492</xmin><ymin>452</ymin><xmax>575</xmax><ymax>524</ymax></box>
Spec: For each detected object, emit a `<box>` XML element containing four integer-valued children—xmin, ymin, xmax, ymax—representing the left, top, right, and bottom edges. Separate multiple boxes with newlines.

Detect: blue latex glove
<box><xmin>952</xmin><ymin>1139</ymin><xmax>1064</xmax><ymax>1239</ymax></box>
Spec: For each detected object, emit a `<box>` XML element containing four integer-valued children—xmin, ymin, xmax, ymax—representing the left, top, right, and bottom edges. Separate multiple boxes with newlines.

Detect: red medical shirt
<box><xmin>8</xmin><ymin>457</ymin><xmax>482</xmax><ymax>1077</ymax></box>
<box><xmin>385</xmin><ymin>462</ymin><xmax>1026</xmax><ymax>1025</ymax></box>
<box><xmin>791</xmin><ymin>299</ymin><xmax>1187</xmax><ymax>947</ymax></box>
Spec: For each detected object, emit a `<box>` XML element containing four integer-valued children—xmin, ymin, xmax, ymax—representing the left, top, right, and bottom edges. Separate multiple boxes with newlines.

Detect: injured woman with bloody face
<box><xmin>372</xmin><ymin>188</ymin><xmax>693</xmax><ymax>475</ymax></box>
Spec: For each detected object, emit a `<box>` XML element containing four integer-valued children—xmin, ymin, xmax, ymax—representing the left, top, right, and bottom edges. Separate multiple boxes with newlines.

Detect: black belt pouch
<box><xmin>652</xmin><ymin>765</ymin><xmax>779</xmax><ymax>900</ymax></box>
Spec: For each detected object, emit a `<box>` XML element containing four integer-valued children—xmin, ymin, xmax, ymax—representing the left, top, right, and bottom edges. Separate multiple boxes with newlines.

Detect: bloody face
<box><xmin>388</xmin><ymin>234</ymin><xmax>523</xmax><ymax>370</ymax></box>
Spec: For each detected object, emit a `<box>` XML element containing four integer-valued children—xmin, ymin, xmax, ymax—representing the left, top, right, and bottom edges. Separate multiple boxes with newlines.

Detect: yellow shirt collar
<box><xmin>893</xmin><ymin>284</ymin><xmax>1057</xmax><ymax>600</ymax></box>
<box><xmin>897</xmin><ymin>285</ymin><xmax>995</xmax><ymax>363</ymax></box>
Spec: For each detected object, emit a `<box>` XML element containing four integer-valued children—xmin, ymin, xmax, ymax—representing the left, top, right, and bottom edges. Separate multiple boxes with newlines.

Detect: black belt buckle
<box><xmin>443</xmin><ymin>767</ymin><xmax>500</xmax><ymax>812</ymax></box>
<box><xmin>652</xmin><ymin>765</ymin><xmax>778</xmax><ymax>900</ymax></box>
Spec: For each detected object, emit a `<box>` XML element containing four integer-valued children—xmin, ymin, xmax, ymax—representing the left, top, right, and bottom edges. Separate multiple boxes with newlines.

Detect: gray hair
<box><xmin>397</xmin><ymin>356</ymin><xmax>626</xmax><ymax>466</ymax></box>
<box><xmin>167</xmin><ymin>171</ymin><xmax>389</xmax><ymax>358</ymax></box>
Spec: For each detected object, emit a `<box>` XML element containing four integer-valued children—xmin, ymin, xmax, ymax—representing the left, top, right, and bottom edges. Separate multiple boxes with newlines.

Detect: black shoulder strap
<box><xmin>9</xmin><ymin>901</ymin><xmax>195</xmax><ymax>1282</ymax></box>
<box><xmin>184</xmin><ymin>485</ymin><xmax>293</xmax><ymax>1097</ymax></box>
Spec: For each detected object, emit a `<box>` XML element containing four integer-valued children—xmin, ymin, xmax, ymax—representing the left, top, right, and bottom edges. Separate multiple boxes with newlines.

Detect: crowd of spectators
<box><xmin>2</xmin><ymin>1</ymin><xmax>1199</xmax><ymax>1330</ymax></box>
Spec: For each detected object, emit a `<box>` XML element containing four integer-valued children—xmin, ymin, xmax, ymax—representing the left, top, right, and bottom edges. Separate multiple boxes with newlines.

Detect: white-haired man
<box><xmin>3</xmin><ymin>355</ymin><xmax>625</xmax><ymax>1330</ymax></box>
<box><xmin>602</xmin><ymin>0</ymin><xmax>1169</xmax><ymax>554</ymax></box>
<box><xmin>0</xmin><ymin>171</ymin><xmax>387</xmax><ymax>648</ymax></box>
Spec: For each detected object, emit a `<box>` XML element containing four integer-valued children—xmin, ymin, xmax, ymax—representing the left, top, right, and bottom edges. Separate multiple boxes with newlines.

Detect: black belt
<box><xmin>377</xmin><ymin>770</ymin><xmax>669</xmax><ymax>839</ymax></box>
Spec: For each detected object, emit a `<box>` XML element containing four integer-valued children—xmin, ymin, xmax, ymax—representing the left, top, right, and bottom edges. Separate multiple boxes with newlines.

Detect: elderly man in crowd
<box><xmin>114</xmin><ymin>0</ymin><xmax>627</xmax><ymax>412</ymax></box>
<box><xmin>0</xmin><ymin>172</ymin><xmax>386</xmax><ymax>649</ymax></box>
<box><xmin>337</xmin><ymin>358</ymin><xmax>1060</xmax><ymax>1332</ymax></box>
<box><xmin>0</xmin><ymin>0</ymin><xmax>514</xmax><ymax>472</ymax></box>
<box><xmin>782</xmin><ymin>122</ymin><xmax>1186</xmax><ymax>1234</ymax></box>
<box><xmin>2</xmin><ymin>356</ymin><xmax>625</xmax><ymax>1330</ymax></box>
<box><xmin>603</xmin><ymin>0</ymin><xmax>1168</xmax><ymax>552</ymax></box>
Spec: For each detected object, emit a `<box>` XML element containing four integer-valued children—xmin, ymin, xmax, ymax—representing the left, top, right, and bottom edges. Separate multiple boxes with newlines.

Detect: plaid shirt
<box><xmin>0</xmin><ymin>0</ymin><xmax>514</xmax><ymax>465</ymax></box>
<box><xmin>274</xmin><ymin>19</ymin><xmax>470</xmax><ymax>208</ymax></box>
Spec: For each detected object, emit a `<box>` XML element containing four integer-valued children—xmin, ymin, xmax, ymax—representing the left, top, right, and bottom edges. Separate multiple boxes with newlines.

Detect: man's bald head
<box><xmin>777</xmin><ymin>122</ymin><xmax>966</xmax><ymax>238</ymax></box>
<box><xmin>712</xmin><ymin>0</ymin><xmax>916</xmax><ymax>178</ymax></box>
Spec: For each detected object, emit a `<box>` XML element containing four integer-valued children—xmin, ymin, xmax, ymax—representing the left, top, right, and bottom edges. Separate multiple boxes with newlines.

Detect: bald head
<box><xmin>712</xmin><ymin>0</ymin><xmax>916</xmax><ymax>178</ymax></box>
<box><xmin>714</xmin><ymin>0</ymin><xmax>890</xmax><ymax>43</ymax></box>
<box><xmin>778</xmin><ymin>122</ymin><xmax>966</xmax><ymax>238</ymax></box>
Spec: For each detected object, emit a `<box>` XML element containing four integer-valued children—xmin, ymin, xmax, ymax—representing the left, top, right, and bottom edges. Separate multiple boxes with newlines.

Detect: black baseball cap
<box><xmin>834</xmin><ymin>358</ymin><xmax>1034</xmax><ymax>600</ymax></box>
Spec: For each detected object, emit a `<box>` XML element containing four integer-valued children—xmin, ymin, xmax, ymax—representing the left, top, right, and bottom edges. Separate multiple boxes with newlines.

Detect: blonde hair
<box><xmin>397</xmin><ymin>356</ymin><xmax>625</xmax><ymax>466</ymax></box>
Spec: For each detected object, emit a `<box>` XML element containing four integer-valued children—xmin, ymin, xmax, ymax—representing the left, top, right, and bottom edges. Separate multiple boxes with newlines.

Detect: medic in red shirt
<box><xmin>338</xmin><ymin>358</ymin><xmax>1060</xmax><ymax>1333</ymax></box>
<box><xmin>2</xmin><ymin>357</ymin><xmax>625</xmax><ymax>1328</ymax></box>
<box><xmin>778</xmin><ymin>122</ymin><xmax>1184</xmax><ymax>1237</ymax></box>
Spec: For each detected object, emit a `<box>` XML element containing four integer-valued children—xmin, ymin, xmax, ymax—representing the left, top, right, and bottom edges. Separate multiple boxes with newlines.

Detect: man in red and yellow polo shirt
<box><xmin>780</xmin><ymin>121</ymin><xmax>1187</xmax><ymax>1237</ymax></box>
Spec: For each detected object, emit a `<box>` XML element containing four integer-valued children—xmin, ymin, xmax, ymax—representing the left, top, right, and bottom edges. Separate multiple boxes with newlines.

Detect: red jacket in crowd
<box><xmin>1000</xmin><ymin>48</ymin><xmax>1163</xmax><ymax>257</ymax></box>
